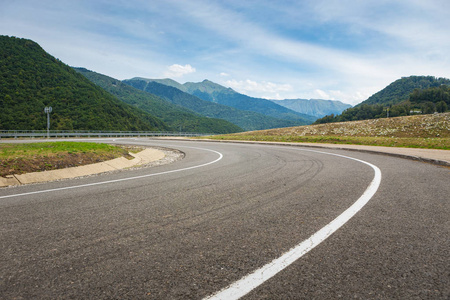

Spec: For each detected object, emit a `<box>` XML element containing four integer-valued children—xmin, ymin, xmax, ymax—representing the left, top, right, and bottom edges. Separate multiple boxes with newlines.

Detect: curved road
<box><xmin>1</xmin><ymin>139</ymin><xmax>449</xmax><ymax>299</ymax></box>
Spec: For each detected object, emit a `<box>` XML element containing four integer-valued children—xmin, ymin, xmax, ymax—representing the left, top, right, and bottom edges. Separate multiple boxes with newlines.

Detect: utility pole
<box><xmin>44</xmin><ymin>106</ymin><xmax>52</xmax><ymax>138</ymax></box>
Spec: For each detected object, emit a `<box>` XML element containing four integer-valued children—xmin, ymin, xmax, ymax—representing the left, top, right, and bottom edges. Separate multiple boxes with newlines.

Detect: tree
<box><xmin>436</xmin><ymin>101</ymin><xmax>448</xmax><ymax>113</ymax></box>
<box><xmin>422</xmin><ymin>102</ymin><xmax>435</xmax><ymax>114</ymax></box>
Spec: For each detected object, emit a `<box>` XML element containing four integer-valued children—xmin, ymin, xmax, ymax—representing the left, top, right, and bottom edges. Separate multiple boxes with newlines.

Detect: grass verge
<box><xmin>0</xmin><ymin>142</ymin><xmax>135</xmax><ymax>176</ymax></box>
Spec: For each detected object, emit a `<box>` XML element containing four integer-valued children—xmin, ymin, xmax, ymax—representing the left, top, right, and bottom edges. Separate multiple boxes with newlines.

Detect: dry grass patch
<box><xmin>208</xmin><ymin>113</ymin><xmax>450</xmax><ymax>149</ymax></box>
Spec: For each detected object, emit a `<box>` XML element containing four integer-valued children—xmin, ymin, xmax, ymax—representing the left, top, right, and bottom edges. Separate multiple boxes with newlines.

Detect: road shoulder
<box><xmin>164</xmin><ymin>137</ymin><xmax>450</xmax><ymax>167</ymax></box>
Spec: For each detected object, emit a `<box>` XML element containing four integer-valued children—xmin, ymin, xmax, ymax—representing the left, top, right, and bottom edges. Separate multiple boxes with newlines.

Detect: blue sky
<box><xmin>1</xmin><ymin>0</ymin><xmax>449</xmax><ymax>105</ymax></box>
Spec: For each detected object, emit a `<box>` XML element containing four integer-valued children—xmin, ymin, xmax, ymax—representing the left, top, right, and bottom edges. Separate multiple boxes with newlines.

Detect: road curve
<box><xmin>1</xmin><ymin>139</ymin><xmax>449</xmax><ymax>299</ymax></box>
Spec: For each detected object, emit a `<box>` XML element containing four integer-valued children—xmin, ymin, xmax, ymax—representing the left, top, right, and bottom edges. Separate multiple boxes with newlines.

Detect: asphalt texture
<box><xmin>1</xmin><ymin>139</ymin><xmax>449</xmax><ymax>299</ymax></box>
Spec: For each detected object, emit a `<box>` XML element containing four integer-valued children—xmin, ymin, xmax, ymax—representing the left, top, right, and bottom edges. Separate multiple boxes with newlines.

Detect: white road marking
<box><xmin>204</xmin><ymin>148</ymin><xmax>382</xmax><ymax>300</ymax></box>
<box><xmin>0</xmin><ymin>146</ymin><xmax>223</xmax><ymax>200</ymax></box>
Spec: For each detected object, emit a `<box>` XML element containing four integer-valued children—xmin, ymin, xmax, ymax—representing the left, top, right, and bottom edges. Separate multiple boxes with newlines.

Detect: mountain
<box><xmin>182</xmin><ymin>80</ymin><xmax>316</xmax><ymax>123</ymax></box>
<box><xmin>74</xmin><ymin>68</ymin><xmax>242</xmax><ymax>134</ymax></box>
<box><xmin>131</xmin><ymin>78</ymin><xmax>316</xmax><ymax>124</ymax></box>
<box><xmin>0</xmin><ymin>36</ymin><xmax>167</xmax><ymax>131</ymax></box>
<box><xmin>136</xmin><ymin>78</ymin><xmax>187</xmax><ymax>92</ymax></box>
<box><xmin>358</xmin><ymin>75</ymin><xmax>450</xmax><ymax>106</ymax></box>
<box><xmin>184</xmin><ymin>79</ymin><xmax>233</xmax><ymax>97</ymax></box>
<box><xmin>123</xmin><ymin>78</ymin><xmax>309</xmax><ymax>131</ymax></box>
<box><xmin>272</xmin><ymin>99</ymin><xmax>352</xmax><ymax>118</ymax></box>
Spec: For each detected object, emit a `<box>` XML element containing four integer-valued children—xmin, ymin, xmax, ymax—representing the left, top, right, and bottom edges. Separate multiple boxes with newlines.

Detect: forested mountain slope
<box><xmin>358</xmin><ymin>76</ymin><xmax>450</xmax><ymax>106</ymax></box>
<box><xmin>314</xmin><ymin>75</ymin><xmax>450</xmax><ymax>124</ymax></box>
<box><xmin>0</xmin><ymin>36</ymin><xmax>167</xmax><ymax>131</ymax></box>
<box><xmin>75</xmin><ymin>68</ymin><xmax>242</xmax><ymax>133</ymax></box>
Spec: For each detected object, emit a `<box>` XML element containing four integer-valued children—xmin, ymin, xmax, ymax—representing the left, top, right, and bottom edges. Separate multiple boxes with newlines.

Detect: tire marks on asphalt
<box><xmin>205</xmin><ymin>149</ymin><xmax>382</xmax><ymax>300</ymax></box>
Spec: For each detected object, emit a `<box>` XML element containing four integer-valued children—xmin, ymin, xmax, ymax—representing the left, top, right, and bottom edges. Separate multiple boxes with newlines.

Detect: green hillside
<box><xmin>124</xmin><ymin>78</ymin><xmax>307</xmax><ymax>131</ymax></box>
<box><xmin>75</xmin><ymin>69</ymin><xmax>242</xmax><ymax>134</ymax></box>
<box><xmin>360</xmin><ymin>76</ymin><xmax>450</xmax><ymax>106</ymax></box>
<box><xmin>315</xmin><ymin>75</ymin><xmax>450</xmax><ymax>124</ymax></box>
<box><xmin>0</xmin><ymin>36</ymin><xmax>167</xmax><ymax>131</ymax></box>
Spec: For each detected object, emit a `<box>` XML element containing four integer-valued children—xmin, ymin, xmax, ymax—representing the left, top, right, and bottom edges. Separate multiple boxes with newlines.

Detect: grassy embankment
<box><xmin>207</xmin><ymin>113</ymin><xmax>450</xmax><ymax>150</ymax></box>
<box><xmin>0</xmin><ymin>142</ymin><xmax>138</xmax><ymax>176</ymax></box>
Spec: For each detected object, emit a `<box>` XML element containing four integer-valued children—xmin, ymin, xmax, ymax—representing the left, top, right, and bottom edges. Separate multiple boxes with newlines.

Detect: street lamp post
<box><xmin>44</xmin><ymin>106</ymin><xmax>52</xmax><ymax>139</ymax></box>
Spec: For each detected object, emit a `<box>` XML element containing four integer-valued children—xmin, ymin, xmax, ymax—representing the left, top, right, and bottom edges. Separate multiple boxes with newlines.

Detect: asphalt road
<box><xmin>1</xmin><ymin>139</ymin><xmax>449</xmax><ymax>299</ymax></box>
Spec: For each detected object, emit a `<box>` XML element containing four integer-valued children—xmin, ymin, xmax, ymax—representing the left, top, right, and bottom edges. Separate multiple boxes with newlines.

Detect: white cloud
<box><xmin>164</xmin><ymin>64</ymin><xmax>196</xmax><ymax>78</ymax></box>
<box><xmin>326</xmin><ymin>89</ymin><xmax>374</xmax><ymax>105</ymax></box>
<box><xmin>225</xmin><ymin>79</ymin><xmax>292</xmax><ymax>99</ymax></box>
<box><xmin>314</xmin><ymin>89</ymin><xmax>330</xmax><ymax>99</ymax></box>
<box><xmin>220</xmin><ymin>72</ymin><xmax>229</xmax><ymax>77</ymax></box>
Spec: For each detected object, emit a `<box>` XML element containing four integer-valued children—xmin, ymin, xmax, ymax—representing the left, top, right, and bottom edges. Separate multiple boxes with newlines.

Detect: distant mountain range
<box><xmin>123</xmin><ymin>78</ymin><xmax>312</xmax><ymax>131</ymax></box>
<box><xmin>126</xmin><ymin>78</ymin><xmax>352</xmax><ymax>120</ymax></box>
<box><xmin>271</xmin><ymin>99</ymin><xmax>351</xmax><ymax>118</ymax></box>
<box><xmin>127</xmin><ymin>78</ymin><xmax>318</xmax><ymax>125</ymax></box>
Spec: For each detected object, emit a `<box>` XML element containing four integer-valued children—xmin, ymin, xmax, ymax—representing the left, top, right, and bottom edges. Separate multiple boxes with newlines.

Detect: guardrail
<box><xmin>0</xmin><ymin>130</ymin><xmax>214</xmax><ymax>139</ymax></box>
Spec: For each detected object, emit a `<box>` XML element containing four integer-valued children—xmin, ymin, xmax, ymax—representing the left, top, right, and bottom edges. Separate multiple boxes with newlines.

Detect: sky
<box><xmin>1</xmin><ymin>0</ymin><xmax>449</xmax><ymax>105</ymax></box>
